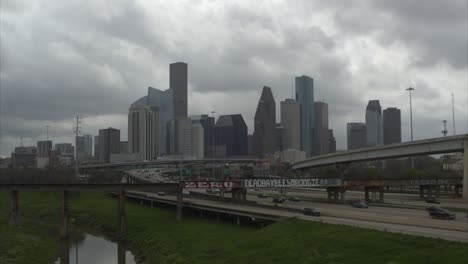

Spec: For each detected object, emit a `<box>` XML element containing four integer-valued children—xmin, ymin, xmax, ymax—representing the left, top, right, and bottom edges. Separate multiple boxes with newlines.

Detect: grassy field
<box><xmin>1</xmin><ymin>191</ymin><xmax>467</xmax><ymax>264</ymax></box>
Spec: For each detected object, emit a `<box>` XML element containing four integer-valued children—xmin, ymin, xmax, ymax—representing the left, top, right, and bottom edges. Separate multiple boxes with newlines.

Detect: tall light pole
<box><xmin>211</xmin><ymin>111</ymin><xmax>215</xmax><ymax>179</ymax></box>
<box><xmin>406</xmin><ymin>87</ymin><xmax>415</xmax><ymax>169</ymax></box>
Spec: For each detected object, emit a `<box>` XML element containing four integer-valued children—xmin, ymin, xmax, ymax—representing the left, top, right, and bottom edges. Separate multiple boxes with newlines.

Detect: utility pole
<box><xmin>452</xmin><ymin>93</ymin><xmax>456</xmax><ymax>135</ymax></box>
<box><xmin>442</xmin><ymin>120</ymin><xmax>448</xmax><ymax>136</ymax></box>
<box><xmin>406</xmin><ymin>87</ymin><xmax>415</xmax><ymax>169</ymax></box>
<box><xmin>72</xmin><ymin>116</ymin><xmax>81</xmax><ymax>178</ymax></box>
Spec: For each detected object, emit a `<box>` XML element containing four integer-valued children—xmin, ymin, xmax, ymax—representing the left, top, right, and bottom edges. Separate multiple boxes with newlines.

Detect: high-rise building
<box><xmin>94</xmin><ymin>136</ymin><xmax>99</xmax><ymax>158</ymax></box>
<box><xmin>55</xmin><ymin>143</ymin><xmax>74</xmax><ymax>158</ymax></box>
<box><xmin>295</xmin><ymin>75</ymin><xmax>314</xmax><ymax>156</ymax></box>
<box><xmin>215</xmin><ymin>114</ymin><xmax>248</xmax><ymax>157</ymax></box>
<box><xmin>120</xmin><ymin>141</ymin><xmax>129</xmax><ymax>154</ymax></box>
<box><xmin>313</xmin><ymin>101</ymin><xmax>329</xmax><ymax>155</ymax></box>
<box><xmin>190</xmin><ymin>115</ymin><xmax>213</xmax><ymax>158</ymax></box>
<box><xmin>167</xmin><ymin>117</ymin><xmax>191</xmax><ymax>156</ymax></box>
<box><xmin>170</xmin><ymin>62</ymin><xmax>188</xmax><ymax>118</ymax></box>
<box><xmin>129</xmin><ymin>87</ymin><xmax>171</xmax><ymax>157</ymax></box>
<box><xmin>366</xmin><ymin>100</ymin><xmax>383</xmax><ymax>147</ymax></box>
<box><xmin>280</xmin><ymin>99</ymin><xmax>300</xmax><ymax>150</ymax></box>
<box><xmin>98</xmin><ymin>128</ymin><xmax>120</xmax><ymax>163</ymax></box>
<box><xmin>37</xmin><ymin>140</ymin><xmax>52</xmax><ymax>157</ymax></box>
<box><xmin>76</xmin><ymin>135</ymin><xmax>93</xmax><ymax>158</ymax></box>
<box><xmin>347</xmin><ymin>123</ymin><xmax>367</xmax><ymax>150</ymax></box>
<box><xmin>11</xmin><ymin>146</ymin><xmax>37</xmax><ymax>168</ymax></box>
<box><xmin>191</xmin><ymin>121</ymin><xmax>204</xmax><ymax>159</ymax></box>
<box><xmin>328</xmin><ymin>129</ymin><xmax>336</xmax><ymax>153</ymax></box>
<box><xmin>128</xmin><ymin>104</ymin><xmax>160</xmax><ymax>160</ymax></box>
<box><xmin>253</xmin><ymin>86</ymin><xmax>277</xmax><ymax>158</ymax></box>
<box><xmin>383</xmin><ymin>107</ymin><xmax>402</xmax><ymax>145</ymax></box>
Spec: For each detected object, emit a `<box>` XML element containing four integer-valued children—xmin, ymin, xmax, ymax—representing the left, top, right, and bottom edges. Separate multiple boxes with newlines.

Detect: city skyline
<box><xmin>1</xmin><ymin>1</ymin><xmax>467</xmax><ymax>157</ymax></box>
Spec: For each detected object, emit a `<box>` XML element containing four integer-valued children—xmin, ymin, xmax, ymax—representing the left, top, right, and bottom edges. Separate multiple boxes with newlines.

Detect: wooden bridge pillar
<box><xmin>463</xmin><ymin>140</ymin><xmax>468</xmax><ymax>200</ymax></box>
<box><xmin>176</xmin><ymin>188</ymin><xmax>183</xmax><ymax>221</ymax></box>
<box><xmin>60</xmin><ymin>190</ymin><xmax>69</xmax><ymax>239</ymax></box>
<box><xmin>9</xmin><ymin>190</ymin><xmax>19</xmax><ymax>227</ymax></box>
<box><xmin>117</xmin><ymin>189</ymin><xmax>126</xmax><ymax>239</ymax></box>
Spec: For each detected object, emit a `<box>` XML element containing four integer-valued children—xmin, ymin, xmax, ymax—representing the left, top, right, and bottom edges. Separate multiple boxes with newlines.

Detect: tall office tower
<box><xmin>98</xmin><ymin>128</ymin><xmax>120</xmax><ymax>163</ymax></box>
<box><xmin>55</xmin><ymin>143</ymin><xmax>74</xmax><ymax>158</ymax></box>
<box><xmin>130</xmin><ymin>87</ymin><xmax>172</xmax><ymax>156</ymax></box>
<box><xmin>253</xmin><ymin>86</ymin><xmax>277</xmax><ymax>158</ymax></box>
<box><xmin>215</xmin><ymin>114</ymin><xmax>248</xmax><ymax>157</ymax></box>
<box><xmin>76</xmin><ymin>135</ymin><xmax>93</xmax><ymax>158</ymax></box>
<box><xmin>313</xmin><ymin>101</ymin><xmax>329</xmax><ymax>155</ymax></box>
<box><xmin>295</xmin><ymin>75</ymin><xmax>314</xmax><ymax>156</ymax></box>
<box><xmin>190</xmin><ymin>115</ymin><xmax>214</xmax><ymax>158</ymax></box>
<box><xmin>328</xmin><ymin>129</ymin><xmax>336</xmax><ymax>153</ymax></box>
<box><xmin>275</xmin><ymin>123</ymin><xmax>287</xmax><ymax>152</ymax></box>
<box><xmin>247</xmin><ymin>134</ymin><xmax>254</xmax><ymax>157</ymax></box>
<box><xmin>191</xmin><ymin>121</ymin><xmax>204</xmax><ymax>159</ymax></box>
<box><xmin>280</xmin><ymin>99</ymin><xmax>301</xmax><ymax>150</ymax></box>
<box><xmin>120</xmin><ymin>141</ymin><xmax>129</xmax><ymax>154</ymax></box>
<box><xmin>366</xmin><ymin>100</ymin><xmax>383</xmax><ymax>147</ymax></box>
<box><xmin>167</xmin><ymin>117</ymin><xmax>192</xmax><ymax>156</ymax></box>
<box><xmin>37</xmin><ymin>140</ymin><xmax>52</xmax><ymax>157</ymax></box>
<box><xmin>170</xmin><ymin>62</ymin><xmax>188</xmax><ymax>118</ymax></box>
<box><xmin>128</xmin><ymin>105</ymin><xmax>160</xmax><ymax>160</ymax></box>
<box><xmin>347</xmin><ymin>123</ymin><xmax>367</xmax><ymax>150</ymax></box>
<box><xmin>383</xmin><ymin>107</ymin><xmax>402</xmax><ymax>145</ymax></box>
<box><xmin>94</xmin><ymin>136</ymin><xmax>99</xmax><ymax>158</ymax></box>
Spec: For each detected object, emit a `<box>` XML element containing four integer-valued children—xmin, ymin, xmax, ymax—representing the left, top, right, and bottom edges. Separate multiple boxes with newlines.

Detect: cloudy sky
<box><xmin>1</xmin><ymin>0</ymin><xmax>467</xmax><ymax>157</ymax></box>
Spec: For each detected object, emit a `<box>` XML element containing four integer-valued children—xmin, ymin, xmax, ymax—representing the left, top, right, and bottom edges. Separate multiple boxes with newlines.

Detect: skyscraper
<box><xmin>280</xmin><ymin>99</ymin><xmax>300</xmax><ymax>150</ymax></box>
<box><xmin>98</xmin><ymin>128</ymin><xmax>120</xmax><ymax>163</ymax></box>
<box><xmin>128</xmin><ymin>105</ymin><xmax>160</xmax><ymax>160</ymax></box>
<box><xmin>328</xmin><ymin>129</ymin><xmax>336</xmax><ymax>153</ymax></box>
<box><xmin>253</xmin><ymin>86</ymin><xmax>277</xmax><ymax>158</ymax></box>
<box><xmin>383</xmin><ymin>107</ymin><xmax>402</xmax><ymax>145</ymax></box>
<box><xmin>295</xmin><ymin>75</ymin><xmax>314</xmax><ymax>156</ymax></box>
<box><xmin>94</xmin><ymin>136</ymin><xmax>99</xmax><ymax>158</ymax></box>
<box><xmin>37</xmin><ymin>140</ymin><xmax>52</xmax><ymax>157</ymax></box>
<box><xmin>190</xmin><ymin>115</ymin><xmax>214</xmax><ymax>158</ymax></box>
<box><xmin>130</xmin><ymin>87</ymin><xmax>172</xmax><ymax>156</ymax></box>
<box><xmin>167</xmin><ymin>117</ymin><xmax>192</xmax><ymax>156</ymax></box>
<box><xmin>347</xmin><ymin>123</ymin><xmax>367</xmax><ymax>150</ymax></box>
<box><xmin>313</xmin><ymin>101</ymin><xmax>329</xmax><ymax>155</ymax></box>
<box><xmin>366</xmin><ymin>100</ymin><xmax>383</xmax><ymax>147</ymax></box>
<box><xmin>170</xmin><ymin>62</ymin><xmax>188</xmax><ymax>118</ymax></box>
<box><xmin>191</xmin><ymin>121</ymin><xmax>204</xmax><ymax>159</ymax></box>
<box><xmin>76</xmin><ymin>134</ymin><xmax>93</xmax><ymax>158</ymax></box>
<box><xmin>215</xmin><ymin>114</ymin><xmax>248</xmax><ymax>157</ymax></box>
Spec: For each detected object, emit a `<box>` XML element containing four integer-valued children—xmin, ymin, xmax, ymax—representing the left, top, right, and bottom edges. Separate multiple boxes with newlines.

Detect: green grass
<box><xmin>1</xmin><ymin>191</ymin><xmax>467</xmax><ymax>264</ymax></box>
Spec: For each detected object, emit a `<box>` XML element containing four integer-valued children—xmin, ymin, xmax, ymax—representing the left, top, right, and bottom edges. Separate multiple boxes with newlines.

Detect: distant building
<box><xmin>191</xmin><ymin>121</ymin><xmax>204</xmax><ymax>159</ymax></box>
<box><xmin>328</xmin><ymin>129</ymin><xmax>336</xmax><ymax>153</ymax></box>
<box><xmin>295</xmin><ymin>75</ymin><xmax>314</xmax><ymax>156</ymax></box>
<box><xmin>275</xmin><ymin>123</ymin><xmax>287</xmax><ymax>152</ymax></box>
<box><xmin>128</xmin><ymin>103</ymin><xmax>160</xmax><ymax>160</ymax></box>
<box><xmin>37</xmin><ymin>140</ymin><xmax>52</xmax><ymax>157</ymax></box>
<box><xmin>383</xmin><ymin>107</ymin><xmax>401</xmax><ymax>145</ymax></box>
<box><xmin>55</xmin><ymin>143</ymin><xmax>74</xmax><ymax>158</ymax></box>
<box><xmin>366</xmin><ymin>100</ymin><xmax>383</xmax><ymax>146</ymax></box>
<box><xmin>253</xmin><ymin>86</ymin><xmax>277</xmax><ymax>158</ymax></box>
<box><xmin>313</xmin><ymin>101</ymin><xmax>329</xmax><ymax>155</ymax></box>
<box><xmin>275</xmin><ymin>149</ymin><xmax>306</xmax><ymax>163</ymax></box>
<box><xmin>347</xmin><ymin>123</ymin><xmax>367</xmax><ymax>150</ymax></box>
<box><xmin>11</xmin><ymin>146</ymin><xmax>36</xmax><ymax>168</ymax></box>
<box><xmin>98</xmin><ymin>128</ymin><xmax>120</xmax><ymax>163</ymax></box>
<box><xmin>94</xmin><ymin>136</ymin><xmax>99</xmax><ymax>158</ymax></box>
<box><xmin>170</xmin><ymin>62</ymin><xmax>188</xmax><ymax>119</ymax></box>
<box><xmin>120</xmin><ymin>141</ymin><xmax>129</xmax><ymax>154</ymax></box>
<box><xmin>76</xmin><ymin>135</ymin><xmax>93</xmax><ymax>158</ymax></box>
<box><xmin>190</xmin><ymin>115</ymin><xmax>214</xmax><ymax>158</ymax></box>
<box><xmin>247</xmin><ymin>134</ymin><xmax>254</xmax><ymax>157</ymax></box>
<box><xmin>215</xmin><ymin>114</ymin><xmax>248</xmax><ymax>157</ymax></box>
<box><xmin>280</xmin><ymin>99</ymin><xmax>300</xmax><ymax>150</ymax></box>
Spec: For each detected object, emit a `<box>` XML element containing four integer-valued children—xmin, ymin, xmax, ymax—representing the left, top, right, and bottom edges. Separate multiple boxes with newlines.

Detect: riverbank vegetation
<box><xmin>1</xmin><ymin>191</ymin><xmax>467</xmax><ymax>263</ymax></box>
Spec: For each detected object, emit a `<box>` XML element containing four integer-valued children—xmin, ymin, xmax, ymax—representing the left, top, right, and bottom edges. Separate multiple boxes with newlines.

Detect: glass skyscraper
<box><xmin>295</xmin><ymin>75</ymin><xmax>314</xmax><ymax>156</ymax></box>
<box><xmin>365</xmin><ymin>100</ymin><xmax>383</xmax><ymax>146</ymax></box>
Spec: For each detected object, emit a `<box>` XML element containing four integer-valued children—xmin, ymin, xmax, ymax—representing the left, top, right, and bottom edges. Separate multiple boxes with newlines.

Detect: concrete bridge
<box><xmin>291</xmin><ymin>134</ymin><xmax>468</xmax><ymax>199</ymax></box>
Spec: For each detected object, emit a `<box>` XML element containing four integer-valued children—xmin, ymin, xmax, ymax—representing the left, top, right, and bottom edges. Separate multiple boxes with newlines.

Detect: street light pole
<box><xmin>406</xmin><ymin>87</ymin><xmax>415</xmax><ymax>169</ymax></box>
<box><xmin>211</xmin><ymin>111</ymin><xmax>215</xmax><ymax>179</ymax></box>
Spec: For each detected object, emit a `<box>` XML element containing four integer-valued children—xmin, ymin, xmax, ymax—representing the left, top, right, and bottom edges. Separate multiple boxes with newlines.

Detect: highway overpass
<box><xmin>291</xmin><ymin>134</ymin><xmax>468</xmax><ymax>199</ymax></box>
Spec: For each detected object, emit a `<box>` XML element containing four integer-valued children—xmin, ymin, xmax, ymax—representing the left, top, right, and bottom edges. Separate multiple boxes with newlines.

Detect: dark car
<box><xmin>425</xmin><ymin>197</ymin><xmax>440</xmax><ymax>204</ymax></box>
<box><xmin>303</xmin><ymin>208</ymin><xmax>320</xmax><ymax>216</ymax></box>
<box><xmin>426</xmin><ymin>207</ymin><xmax>456</xmax><ymax>220</ymax></box>
<box><xmin>289</xmin><ymin>196</ymin><xmax>301</xmax><ymax>202</ymax></box>
<box><xmin>351</xmin><ymin>201</ymin><xmax>369</xmax><ymax>208</ymax></box>
<box><xmin>272</xmin><ymin>197</ymin><xmax>285</xmax><ymax>203</ymax></box>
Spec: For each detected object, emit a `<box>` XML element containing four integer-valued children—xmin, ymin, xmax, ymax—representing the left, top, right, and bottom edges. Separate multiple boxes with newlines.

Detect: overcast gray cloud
<box><xmin>0</xmin><ymin>0</ymin><xmax>467</xmax><ymax>157</ymax></box>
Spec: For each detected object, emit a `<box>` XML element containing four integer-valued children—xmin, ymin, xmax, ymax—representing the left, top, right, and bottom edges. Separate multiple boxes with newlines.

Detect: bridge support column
<box><xmin>378</xmin><ymin>187</ymin><xmax>384</xmax><ymax>202</ymax></box>
<box><xmin>464</xmin><ymin>141</ymin><xmax>468</xmax><ymax>200</ymax></box>
<box><xmin>176</xmin><ymin>189</ymin><xmax>183</xmax><ymax>221</ymax></box>
<box><xmin>9</xmin><ymin>190</ymin><xmax>19</xmax><ymax>227</ymax></box>
<box><xmin>60</xmin><ymin>190</ymin><xmax>69</xmax><ymax>239</ymax></box>
<box><xmin>117</xmin><ymin>189</ymin><xmax>126</xmax><ymax>239</ymax></box>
